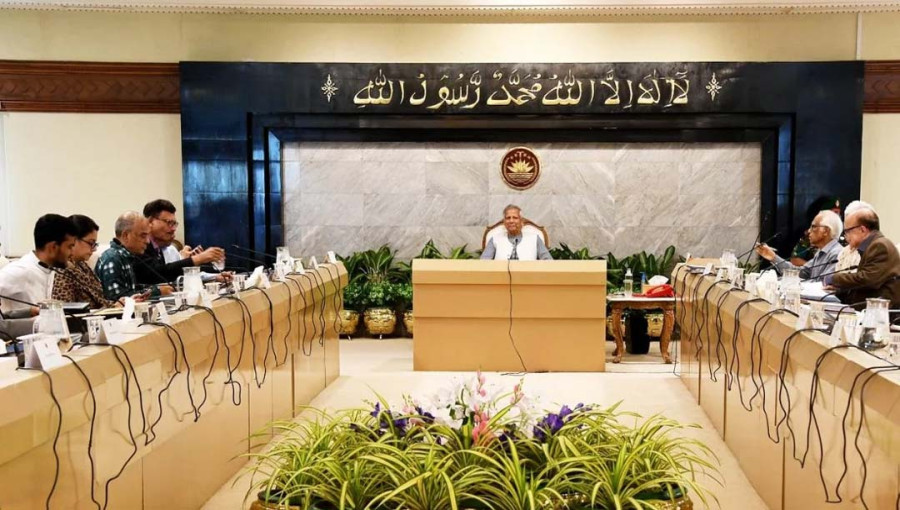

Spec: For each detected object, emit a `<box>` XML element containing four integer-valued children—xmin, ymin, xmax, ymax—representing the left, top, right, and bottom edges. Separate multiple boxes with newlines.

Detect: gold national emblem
<box><xmin>500</xmin><ymin>147</ymin><xmax>541</xmax><ymax>191</ymax></box>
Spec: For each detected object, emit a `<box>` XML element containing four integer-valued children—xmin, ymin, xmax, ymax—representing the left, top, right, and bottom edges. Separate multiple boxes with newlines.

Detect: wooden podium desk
<box><xmin>412</xmin><ymin>259</ymin><xmax>606</xmax><ymax>372</ymax></box>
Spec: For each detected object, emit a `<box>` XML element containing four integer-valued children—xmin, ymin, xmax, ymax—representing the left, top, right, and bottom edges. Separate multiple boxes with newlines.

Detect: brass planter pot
<box><xmin>403</xmin><ymin>310</ymin><xmax>414</xmax><ymax>337</ymax></box>
<box><xmin>339</xmin><ymin>310</ymin><xmax>360</xmax><ymax>337</ymax></box>
<box><xmin>647</xmin><ymin>312</ymin><xmax>664</xmax><ymax>337</ymax></box>
<box><xmin>364</xmin><ymin>307</ymin><xmax>397</xmax><ymax>338</ymax></box>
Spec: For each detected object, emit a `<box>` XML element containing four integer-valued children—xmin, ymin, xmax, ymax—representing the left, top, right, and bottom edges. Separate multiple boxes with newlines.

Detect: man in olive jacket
<box><xmin>827</xmin><ymin>209</ymin><xmax>900</xmax><ymax>309</ymax></box>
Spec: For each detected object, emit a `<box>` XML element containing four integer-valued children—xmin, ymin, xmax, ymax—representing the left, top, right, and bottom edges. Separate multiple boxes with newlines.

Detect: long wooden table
<box><xmin>413</xmin><ymin>259</ymin><xmax>607</xmax><ymax>372</ymax></box>
<box><xmin>674</xmin><ymin>265</ymin><xmax>900</xmax><ymax>510</ymax></box>
<box><xmin>0</xmin><ymin>265</ymin><xmax>346</xmax><ymax>510</ymax></box>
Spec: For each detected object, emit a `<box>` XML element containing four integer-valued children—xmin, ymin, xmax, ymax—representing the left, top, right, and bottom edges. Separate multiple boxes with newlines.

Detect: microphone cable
<box><xmin>320</xmin><ymin>263</ymin><xmax>344</xmax><ymax>335</ymax></box>
<box><xmin>727</xmin><ymin>297</ymin><xmax>768</xmax><ymax>391</ymax></box>
<box><xmin>182</xmin><ymin>305</ymin><xmax>230</xmax><ymax>412</ymax></box>
<box><xmin>254</xmin><ymin>287</ymin><xmax>282</xmax><ymax>368</ymax></box>
<box><xmin>221</xmin><ymin>293</ymin><xmax>261</xmax><ymax>388</ymax></box>
<box><xmin>695</xmin><ymin>278</ymin><xmax>730</xmax><ymax>362</ymax></box>
<box><xmin>688</xmin><ymin>272</ymin><xmax>711</xmax><ymax>361</ymax></box>
<box><xmin>61</xmin><ymin>349</ymin><xmax>102</xmax><ymax>510</ymax></box>
<box><xmin>307</xmin><ymin>269</ymin><xmax>329</xmax><ymax>346</ymax></box>
<box><xmin>219</xmin><ymin>294</ymin><xmax>251</xmax><ymax>396</ymax></box>
<box><xmin>277</xmin><ymin>280</ymin><xmax>294</xmax><ymax>363</ymax></box>
<box><xmin>670</xmin><ymin>264</ymin><xmax>692</xmax><ymax>375</ymax></box>
<box><xmin>504</xmin><ymin>256</ymin><xmax>528</xmax><ymax>375</ymax></box>
<box><xmin>285</xmin><ymin>275</ymin><xmax>311</xmax><ymax>356</ymax></box>
<box><xmin>843</xmin><ymin>363</ymin><xmax>900</xmax><ymax>510</ymax></box>
<box><xmin>129</xmin><ymin>323</ymin><xmax>198</xmax><ymax>422</ymax></box>
<box><xmin>290</xmin><ymin>272</ymin><xmax>320</xmax><ymax>349</ymax></box>
<box><xmin>710</xmin><ymin>285</ymin><xmax>747</xmax><ymax>381</ymax></box>
<box><xmin>17</xmin><ymin>366</ymin><xmax>63</xmax><ymax>510</ymax></box>
<box><xmin>138</xmin><ymin>326</ymin><xmax>183</xmax><ymax>440</ymax></box>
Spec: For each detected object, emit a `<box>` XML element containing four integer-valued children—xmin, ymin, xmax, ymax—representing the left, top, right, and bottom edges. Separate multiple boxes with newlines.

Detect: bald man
<box><xmin>827</xmin><ymin>209</ymin><xmax>900</xmax><ymax>309</ymax></box>
<box><xmin>95</xmin><ymin>211</ymin><xmax>173</xmax><ymax>301</ymax></box>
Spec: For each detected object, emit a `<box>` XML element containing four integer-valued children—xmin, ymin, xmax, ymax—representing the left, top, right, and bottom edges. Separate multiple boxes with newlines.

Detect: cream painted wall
<box><xmin>2</xmin><ymin>9</ymin><xmax>900</xmax><ymax>254</ymax></box>
<box><xmin>861</xmin><ymin>114</ymin><xmax>900</xmax><ymax>242</ymax></box>
<box><xmin>0</xmin><ymin>113</ymin><xmax>183</xmax><ymax>256</ymax></box>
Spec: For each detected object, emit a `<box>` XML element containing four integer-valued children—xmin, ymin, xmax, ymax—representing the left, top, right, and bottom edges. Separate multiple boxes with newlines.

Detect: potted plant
<box><xmin>339</xmin><ymin>280</ymin><xmax>364</xmax><ymax>338</ymax></box>
<box><xmin>362</xmin><ymin>280</ymin><xmax>399</xmax><ymax>338</ymax></box>
<box><xmin>395</xmin><ymin>282</ymin><xmax>413</xmax><ymax>337</ymax></box>
<box><xmin>246</xmin><ymin>374</ymin><xmax>718</xmax><ymax>509</ymax></box>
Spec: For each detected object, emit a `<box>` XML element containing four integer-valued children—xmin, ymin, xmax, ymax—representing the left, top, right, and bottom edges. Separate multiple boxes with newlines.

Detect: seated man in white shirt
<box><xmin>755</xmin><ymin>209</ymin><xmax>843</xmax><ymax>281</ymax></box>
<box><xmin>480</xmin><ymin>204</ymin><xmax>553</xmax><ymax>261</ymax></box>
<box><xmin>0</xmin><ymin>214</ymin><xmax>77</xmax><ymax>315</ymax></box>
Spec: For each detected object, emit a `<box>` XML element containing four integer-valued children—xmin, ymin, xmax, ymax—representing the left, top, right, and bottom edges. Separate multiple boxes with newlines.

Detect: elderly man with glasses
<box><xmin>825</xmin><ymin>209</ymin><xmax>900</xmax><ymax>309</ymax></box>
<box><xmin>755</xmin><ymin>209</ymin><xmax>844</xmax><ymax>281</ymax></box>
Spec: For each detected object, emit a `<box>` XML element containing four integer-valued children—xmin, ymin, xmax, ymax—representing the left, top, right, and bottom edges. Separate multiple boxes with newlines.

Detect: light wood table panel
<box><xmin>0</xmin><ymin>265</ymin><xmax>345</xmax><ymax>510</ymax></box>
<box><xmin>413</xmin><ymin>260</ymin><xmax>606</xmax><ymax>372</ymax></box>
<box><xmin>674</xmin><ymin>266</ymin><xmax>900</xmax><ymax>510</ymax></box>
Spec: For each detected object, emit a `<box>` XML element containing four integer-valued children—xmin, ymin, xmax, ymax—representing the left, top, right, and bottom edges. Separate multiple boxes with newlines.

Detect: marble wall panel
<box><xmin>283</xmin><ymin>142</ymin><xmax>761</xmax><ymax>259</ymax></box>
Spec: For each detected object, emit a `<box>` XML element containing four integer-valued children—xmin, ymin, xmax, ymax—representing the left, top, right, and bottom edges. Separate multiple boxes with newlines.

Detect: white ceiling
<box><xmin>2</xmin><ymin>0</ymin><xmax>900</xmax><ymax>15</ymax></box>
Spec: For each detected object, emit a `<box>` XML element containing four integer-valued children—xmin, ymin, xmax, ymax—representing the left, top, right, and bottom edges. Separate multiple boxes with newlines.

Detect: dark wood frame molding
<box><xmin>864</xmin><ymin>61</ymin><xmax>900</xmax><ymax>113</ymax></box>
<box><xmin>0</xmin><ymin>60</ymin><xmax>179</xmax><ymax>113</ymax></box>
<box><xmin>1</xmin><ymin>59</ymin><xmax>898</xmax><ymax>114</ymax></box>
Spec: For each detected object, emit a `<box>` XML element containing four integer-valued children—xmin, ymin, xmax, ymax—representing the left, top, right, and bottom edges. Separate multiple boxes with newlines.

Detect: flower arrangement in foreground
<box><xmin>246</xmin><ymin>373</ymin><xmax>720</xmax><ymax>510</ymax></box>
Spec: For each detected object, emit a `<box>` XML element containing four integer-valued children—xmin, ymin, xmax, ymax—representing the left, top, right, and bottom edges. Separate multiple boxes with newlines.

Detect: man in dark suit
<box><xmin>827</xmin><ymin>209</ymin><xmax>900</xmax><ymax>309</ymax></box>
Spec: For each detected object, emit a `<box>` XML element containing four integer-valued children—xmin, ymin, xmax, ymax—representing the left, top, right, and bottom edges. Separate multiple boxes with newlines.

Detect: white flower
<box><xmin>431</xmin><ymin>407</ymin><xmax>463</xmax><ymax>429</ymax></box>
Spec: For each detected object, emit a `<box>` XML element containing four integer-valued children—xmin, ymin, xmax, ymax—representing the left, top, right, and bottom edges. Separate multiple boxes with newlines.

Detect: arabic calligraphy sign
<box><xmin>313</xmin><ymin>63</ymin><xmax>730</xmax><ymax>114</ymax></box>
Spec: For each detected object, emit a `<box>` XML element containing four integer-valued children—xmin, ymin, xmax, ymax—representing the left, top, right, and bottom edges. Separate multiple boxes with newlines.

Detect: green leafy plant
<box><xmin>363</xmin><ymin>281</ymin><xmax>399</xmax><ymax>309</ymax></box>
<box><xmin>359</xmin><ymin>245</ymin><xmax>406</xmax><ymax>285</ymax></box>
<box><xmin>245</xmin><ymin>375</ymin><xmax>720</xmax><ymax>510</ymax></box>
<box><xmin>342</xmin><ymin>281</ymin><xmax>366</xmax><ymax>312</ymax></box>
<box><xmin>549</xmin><ymin>243</ymin><xmax>597</xmax><ymax>260</ymax></box>
<box><xmin>395</xmin><ymin>282</ymin><xmax>413</xmax><ymax>312</ymax></box>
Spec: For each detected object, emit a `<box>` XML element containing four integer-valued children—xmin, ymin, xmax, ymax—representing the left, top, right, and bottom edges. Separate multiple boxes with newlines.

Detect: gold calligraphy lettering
<box><xmin>664</xmin><ymin>70</ymin><xmax>690</xmax><ymax>107</ymax></box>
<box><xmin>600</xmin><ymin>70</ymin><xmax>621</xmax><ymax>105</ymax></box>
<box><xmin>409</xmin><ymin>73</ymin><xmax>427</xmax><ymax>106</ymax></box>
<box><xmin>637</xmin><ymin>72</ymin><xmax>661</xmax><ymax>105</ymax></box>
<box><xmin>461</xmin><ymin>70</ymin><xmax>482</xmax><ymax>109</ymax></box>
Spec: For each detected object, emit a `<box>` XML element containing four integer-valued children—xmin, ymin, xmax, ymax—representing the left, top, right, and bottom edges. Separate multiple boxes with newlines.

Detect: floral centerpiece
<box><xmin>247</xmin><ymin>374</ymin><xmax>718</xmax><ymax>509</ymax></box>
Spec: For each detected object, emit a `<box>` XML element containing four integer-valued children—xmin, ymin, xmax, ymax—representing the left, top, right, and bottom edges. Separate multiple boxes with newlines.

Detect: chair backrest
<box><xmin>482</xmin><ymin>218</ymin><xmax>549</xmax><ymax>250</ymax></box>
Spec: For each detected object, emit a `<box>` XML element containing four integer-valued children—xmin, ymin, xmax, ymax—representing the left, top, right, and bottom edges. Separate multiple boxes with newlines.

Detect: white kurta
<box><xmin>0</xmin><ymin>252</ymin><xmax>54</xmax><ymax>313</ymax></box>
<box><xmin>492</xmin><ymin>233</ymin><xmax>540</xmax><ymax>261</ymax></box>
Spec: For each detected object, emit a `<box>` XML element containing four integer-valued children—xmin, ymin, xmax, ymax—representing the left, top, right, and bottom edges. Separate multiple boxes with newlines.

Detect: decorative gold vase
<box><xmin>339</xmin><ymin>310</ymin><xmax>359</xmax><ymax>337</ymax></box>
<box><xmin>606</xmin><ymin>315</ymin><xmax>626</xmax><ymax>337</ymax></box>
<box><xmin>250</xmin><ymin>500</ymin><xmax>301</xmax><ymax>510</ymax></box>
<box><xmin>647</xmin><ymin>312</ymin><xmax>664</xmax><ymax>337</ymax></box>
<box><xmin>364</xmin><ymin>307</ymin><xmax>396</xmax><ymax>337</ymax></box>
<box><xmin>403</xmin><ymin>310</ymin><xmax>414</xmax><ymax>337</ymax></box>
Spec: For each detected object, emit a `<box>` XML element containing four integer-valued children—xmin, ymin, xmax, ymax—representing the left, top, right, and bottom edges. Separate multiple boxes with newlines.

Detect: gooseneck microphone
<box><xmin>509</xmin><ymin>237</ymin><xmax>520</xmax><ymax>261</ymax></box>
<box><xmin>0</xmin><ymin>293</ymin><xmax>39</xmax><ymax>309</ymax></box>
<box><xmin>736</xmin><ymin>231</ymin><xmax>782</xmax><ymax>261</ymax></box>
<box><xmin>231</xmin><ymin>245</ymin><xmax>277</xmax><ymax>261</ymax></box>
<box><xmin>802</xmin><ymin>265</ymin><xmax>858</xmax><ymax>283</ymax></box>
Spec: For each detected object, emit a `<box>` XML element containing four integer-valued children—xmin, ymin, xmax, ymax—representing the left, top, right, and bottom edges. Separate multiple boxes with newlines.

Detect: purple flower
<box><xmin>370</xmin><ymin>402</ymin><xmax>382</xmax><ymax>418</ymax></box>
<box><xmin>415</xmin><ymin>406</ymin><xmax>435</xmax><ymax>424</ymax></box>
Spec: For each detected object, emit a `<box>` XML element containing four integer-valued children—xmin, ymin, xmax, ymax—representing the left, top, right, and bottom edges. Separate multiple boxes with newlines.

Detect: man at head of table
<box><xmin>480</xmin><ymin>204</ymin><xmax>553</xmax><ymax>261</ymax></box>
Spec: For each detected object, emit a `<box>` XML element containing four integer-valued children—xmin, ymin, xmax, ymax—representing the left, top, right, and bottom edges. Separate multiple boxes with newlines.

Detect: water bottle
<box><xmin>624</xmin><ymin>268</ymin><xmax>634</xmax><ymax>297</ymax></box>
<box><xmin>640</xmin><ymin>273</ymin><xmax>647</xmax><ymax>295</ymax></box>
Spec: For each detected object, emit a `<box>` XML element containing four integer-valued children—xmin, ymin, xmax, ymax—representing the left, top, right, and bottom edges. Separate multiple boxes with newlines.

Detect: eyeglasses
<box><xmin>842</xmin><ymin>225</ymin><xmax>864</xmax><ymax>235</ymax></box>
<box><xmin>79</xmin><ymin>238</ymin><xmax>98</xmax><ymax>251</ymax></box>
<box><xmin>154</xmin><ymin>218</ymin><xmax>179</xmax><ymax>228</ymax></box>
<box><xmin>809</xmin><ymin>224</ymin><xmax>827</xmax><ymax>230</ymax></box>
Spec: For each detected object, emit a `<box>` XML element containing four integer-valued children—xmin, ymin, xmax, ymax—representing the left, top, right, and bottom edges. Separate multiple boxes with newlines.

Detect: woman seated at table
<box><xmin>52</xmin><ymin>214</ymin><xmax>120</xmax><ymax>309</ymax></box>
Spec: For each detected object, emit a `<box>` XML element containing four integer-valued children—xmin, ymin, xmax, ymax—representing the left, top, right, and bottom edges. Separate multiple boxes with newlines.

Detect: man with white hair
<box><xmin>96</xmin><ymin>211</ymin><xmax>173</xmax><ymax>301</ymax></box>
<box><xmin>756</xmin><ymin>209</ymin><xmax>843</xmax><ymax>281</ymax></box>
<box><xmin>836</xmin><ymin>200</ymin><xmax>875</xmax><ymax>272</ymax></box>
<box><xmin>480</xmin><ymin>204</ymin><xmax>553</xmax><ymax>261</ymax></box>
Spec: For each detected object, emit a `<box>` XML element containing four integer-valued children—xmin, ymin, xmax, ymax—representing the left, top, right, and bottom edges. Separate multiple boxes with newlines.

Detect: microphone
<box><xmin>737</xmin><ymin>231</ymin><xmax>782</xmax><ymax>261</ymax></box>
<box><xmin>231</xmin><ymin>245</ymin><xmax>277</xmax><ymax>261</ymax></box>
<box><xmin>0</xmin><ymin>293</ymin><xmax>38</xmax><ymax>309</ymax></box>
<box><xmin>132</xmin><ymin>255</ymin><xmax>178</xmax><ymax>287</ymax></box>
<box><xmin>802</xmin><ymin>265</ymin><xmax>858</xmax><ymax>283</ymax></box>
<box><xmin>742</xmin><ymin>211</ymin><xmax>772</xmax><ymax>265</ymax></box>
<box><xmin>222</xmin><ymin>251</ymin><xmax>272</xmax><ymax>268</ymax></box>
<box><xmin>509</xmin><ymin>237</ymin><xmax>520</xmax><ymax>261</ymax></box>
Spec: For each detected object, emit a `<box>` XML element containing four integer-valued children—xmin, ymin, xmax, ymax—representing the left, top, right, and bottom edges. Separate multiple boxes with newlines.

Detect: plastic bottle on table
<box><xmin>624</xmin><ymin>268</ymin><xmax>634</xmax><ymax>297</ymax></box>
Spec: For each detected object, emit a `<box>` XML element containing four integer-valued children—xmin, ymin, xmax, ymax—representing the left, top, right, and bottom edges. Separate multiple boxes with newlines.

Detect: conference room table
<box><xmin>674</xmin><ymin>264</ymin><xmax>900</xmax><ymax>510</ymax></box>
<box><xmin>0</xmin><ymin>265</ymin><xmax>346</xmax><ymax>510</ymax></box>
